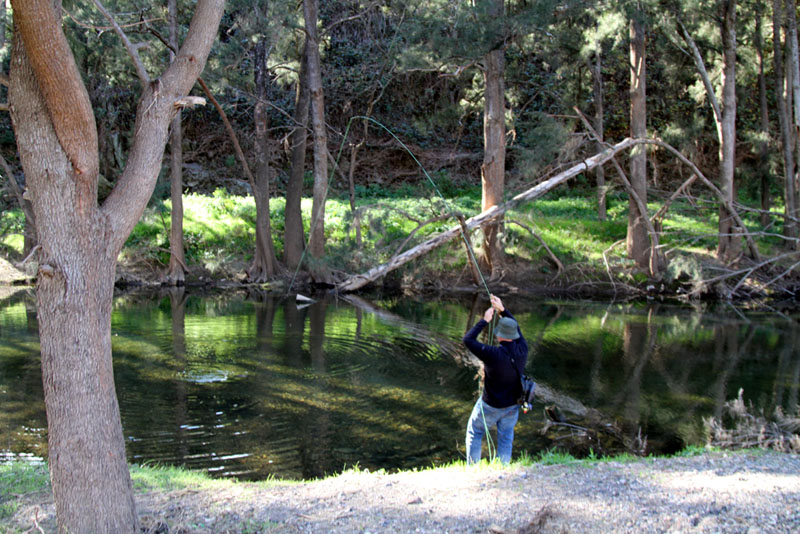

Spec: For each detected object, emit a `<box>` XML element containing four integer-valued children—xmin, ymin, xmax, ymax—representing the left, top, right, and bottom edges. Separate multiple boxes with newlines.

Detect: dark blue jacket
<box><xmin>462</xmin><ymin>310</ymin><xmax>528</xmax><ymax>408</ymax></box>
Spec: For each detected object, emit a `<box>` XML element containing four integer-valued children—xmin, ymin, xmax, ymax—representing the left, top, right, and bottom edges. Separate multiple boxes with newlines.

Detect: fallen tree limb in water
<box><xmin>336</xmin><ymin>137</ymin><xmax>639</xmax><ymax>293</ymax></box>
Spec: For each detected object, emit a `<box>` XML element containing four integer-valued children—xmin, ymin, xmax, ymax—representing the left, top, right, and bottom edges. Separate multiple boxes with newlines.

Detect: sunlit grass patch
<box><xmin>0</xmin><ymin>460</ymin><xmax>50</xmax><ymax>522</ymax></box>
<box><xmin>129</xmin><ymin>463</ymin><xmax>232</xmax><ymax>493</ymax></box>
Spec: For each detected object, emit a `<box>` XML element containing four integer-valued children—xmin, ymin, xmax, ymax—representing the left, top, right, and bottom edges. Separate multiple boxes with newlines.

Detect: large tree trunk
<box><xmin>304</xmin><ymin>0</ymin><xmax>331</xmax><ymax>283</ymax></box>
<box><xmin>774</xmin><ymin>0</ymin><xmax>799</xmax><ymax>245</ymax></box>
<box><xmin>8</xmin><ymin>1</ymin><xmax>223</xmax><ymax>532</ymax></box>
<box><xmin>627</xmin><ymin>9</ymin><xmax>649</xmax><ymax>269</ymax></box>
<box><xmin>479</xmin><ymin>0</ymin><xmax>506</xmax><ymax>278</ymax></box>
<box><xmin>249</xmin><ymin>39</ymin><xmax>279</xmax><ymax>282</ymax></box>
<box><xmin>166</xmin><ymin>0</ymin><xmax>186</xmax><ymax>285</ymax></box>
<box><xmin>285</xmin><ymin>40</ymin><xmax>310</xmax><ymax>270</ymax></box>
<box><xmin>10</xmin><ymin>27</ymin><xmax>137</xmax><ymax>534</ymax></box>
<box><xmin>717</xmin><ymin>0</ymin><xmax>740</xmax><ymax>262</ymax></box>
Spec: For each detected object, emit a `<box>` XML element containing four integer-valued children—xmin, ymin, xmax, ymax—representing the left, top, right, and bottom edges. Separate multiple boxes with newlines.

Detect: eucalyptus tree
<box><xmin>304</xmin><ymin>0</ymin><xmax>331</xmax><ymax>281</ymax></box>
<box><xmin>671</xmin><ymin>0</ymin><xmax>742</xmax><ymax>262</ymax></box>
<box><xmin>750</xmin><ymin>0</ymin><xmax>772</xmax><ymax>227</ymax></box>
<box><xmin>166</xmin><ymin>0</ymin><xmax>186</xmax><ymax>284</ymax></box>
<box><xmin>628</xmin><ymin>1</ymin><xmax>649</xmax><ymax>269</ymax></box>
<box><xmin>402</xmin><ymin>0</ymin><xmax>554</xmax><ymax>277</ymax></box>
<box><xmin>772</xmin><ymin>0</ymin><xmax>797</xmax><ymax>242</ymax></box>
<box><xmin>774</xmin><ymin>0</ymin><xmax>800</xmax><ymax>247</ymax></box>
<box><xmin>285</xmin><ymin>42</ymin><xmax>309</xmax><ymax>270</ymax></box>
<box><xmin>7</xmin><ymin>1</ymin><xmax>223</xmax><ymax>532</ymax></box>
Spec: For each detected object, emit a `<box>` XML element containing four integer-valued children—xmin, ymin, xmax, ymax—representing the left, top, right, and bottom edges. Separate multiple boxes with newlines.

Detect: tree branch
<box><xmin>92</xmin><ymin>0</ymin><xmax>150</xmax><ymax>84</ymax></box>
<box><xmin>574</xmin><ymin>108</ymin><xmax>661</xmax><ymax>277</ymax></box>
<box><xmin>11</xmin><ymin>0</ymin><xmax>98</xmax><ymax>184</ymax></box>
<box><xmin>506</xmin><ymin>219</ymin><xmax>564</xmax><ymax>277</ymax></box>
<box><xmin>102</xmin><ymin>0</ymin><xmax>225</xmax><ymax>253</ymax></box>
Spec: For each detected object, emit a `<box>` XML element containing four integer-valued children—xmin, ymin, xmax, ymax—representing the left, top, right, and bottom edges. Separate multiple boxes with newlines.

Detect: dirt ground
<box><xmin>4</xmin><ymin>449</ymin><xmax>799</xmax><ymax>534</ymax></box>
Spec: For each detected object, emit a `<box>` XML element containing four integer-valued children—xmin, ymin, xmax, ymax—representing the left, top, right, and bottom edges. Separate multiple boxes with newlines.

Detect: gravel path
<box><xmin>7</xmin><ymin>450</ymin><xmax>799</xmax><ymax>533</ymax></box>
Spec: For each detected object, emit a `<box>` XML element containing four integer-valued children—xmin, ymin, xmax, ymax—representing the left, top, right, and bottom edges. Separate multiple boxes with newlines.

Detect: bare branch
<box><xmin>324</xmin><ymin>1</ymin><xmax>383</xmax><ymax>34</ymax></box>
<box><xmin>92</xmin><ymin>0</ymin><xmax>150</xmax><ymax>84</ymax></box>
<box><xmin>174</xmin><ymin>96</ymin><xmax>206</xmax><ymax>109</ymax></box>
<box><xmin>337</xmin><ymin>137</ymin><xmax>640</xmax><ymax>292</ymax></box>
<box><xmin>62</xmin><ymin>6</ymin><xmax>161</xmax><ymax>33</ymax></box>
<box><xmin>677</xmin><ymin>19</ymin><xmax>723</xmax><ymax>134</ymax></box>
<box><xmin>574</xmin><ymin>108</ymin><xmax>661</xmax><ymax>277</ymax></box>
<box><xmin>506</xmin><ymin>218</ymin><xmax>564</xmax><ymax>277</ymax></box>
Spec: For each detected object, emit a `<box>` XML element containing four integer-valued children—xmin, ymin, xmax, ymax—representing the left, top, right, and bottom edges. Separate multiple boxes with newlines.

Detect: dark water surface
<box><xmin>1</xmin><ymin>288</ymin><xmax>798</xmax><ymax>480</ymax></box>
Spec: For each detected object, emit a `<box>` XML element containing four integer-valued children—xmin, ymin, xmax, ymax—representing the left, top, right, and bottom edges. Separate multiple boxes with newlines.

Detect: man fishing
<box><xmin>463</xmin><ymin>294</ymin><xmax>528</xmax><ymax>464</ymax></box>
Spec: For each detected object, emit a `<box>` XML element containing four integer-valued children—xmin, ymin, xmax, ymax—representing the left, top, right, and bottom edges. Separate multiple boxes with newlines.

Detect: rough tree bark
<box><xmin>479</xmin><ymin>0</ymin><xmax>507</xmax><ymax>278</ymax></box>
<box><xmin>717</xmin><ymin>0</ymin><xmax>740</xmax><ymax>262</ymax></box>
<box><xmin>249</xmin><ymin>39</ymin><xmax>280</xmax><ymax>282</ymax></box>
<box><xmin>773</xmin><ymin>0</ymin><xmax>798</xmax><ymax>245</ymax></box>
<box><xmin>627</xmin><ymin>8</ymin><xmax>649</xmax><ymax>269</ymax></box>
<box><xmin>285</xmin><ymin>40</ymin><xmax>310</xmax><ymax>270</ymax></box>
<box><xmin>304</xmin><ymin>0</ymin><xmax>332</xmax><ymax>283</ymax></box>
<box><xmin>8</xmin><ymin>1</ymin><xmax>223</xmax><ymax>532</ymax></box>
<box><xmin>166</xmin><ymin>0</ymin><xmax>186</xmax><ymax>285</ymax></box>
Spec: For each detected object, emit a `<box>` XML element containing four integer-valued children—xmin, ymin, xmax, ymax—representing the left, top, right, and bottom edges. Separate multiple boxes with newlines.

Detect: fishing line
<box><xmin>287</xmin><ymin>114</ymin><xmax>499</xmax><ymax>460</ymax></box>
<box><xmin>288</xmin><ymin>115</ymin><xmax>494</xmax><ymax>299</ymax></box>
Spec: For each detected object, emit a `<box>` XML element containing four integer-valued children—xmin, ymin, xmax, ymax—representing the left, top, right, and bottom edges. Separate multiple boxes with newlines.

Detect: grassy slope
<box><xmin>1</xmin><ymin>185</ymin><xmax>789</xmax><ymax>292</ymax></box>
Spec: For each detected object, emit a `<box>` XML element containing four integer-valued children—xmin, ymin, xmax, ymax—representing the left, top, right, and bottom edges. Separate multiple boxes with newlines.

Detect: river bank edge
<box><xmin>4</xmin><ymin>246</ymin><xmax>800</xmax><ymax>306</ymax></box>
<box><xmin>2</xmin><ymin>447</ymin><xmax>799</xmax><ymax>534</ymax></box>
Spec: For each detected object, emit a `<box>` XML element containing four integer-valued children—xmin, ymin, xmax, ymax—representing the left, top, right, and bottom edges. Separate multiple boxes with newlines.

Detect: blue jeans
<box><xmin>465</xmin><ymin>398</ymin><xmax>520</xmax><ymax>464</ymax></box>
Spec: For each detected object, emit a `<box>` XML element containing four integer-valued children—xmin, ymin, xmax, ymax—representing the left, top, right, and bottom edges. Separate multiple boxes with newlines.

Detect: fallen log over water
<box><xmin>336</xmin><ymin>134</ymin><xmax>766</xmax><ymax>294</ymax></box>
<box><xmin>336</xmin><ymin>137</ymin><xmax>640</xmax><ymax>293</ymax></box>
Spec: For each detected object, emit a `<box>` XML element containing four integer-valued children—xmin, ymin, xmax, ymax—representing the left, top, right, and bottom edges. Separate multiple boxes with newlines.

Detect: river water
<box><xmin>1</xmin><ymin>288</ymin><xmax>798</xmax><ymax>480</ymax></box>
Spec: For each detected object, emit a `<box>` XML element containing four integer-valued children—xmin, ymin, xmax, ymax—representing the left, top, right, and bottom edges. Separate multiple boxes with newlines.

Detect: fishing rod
<box><xmin>288</xmin><ymin>114</ymin><xmax>502</xmax><ymax>461</ymax></box>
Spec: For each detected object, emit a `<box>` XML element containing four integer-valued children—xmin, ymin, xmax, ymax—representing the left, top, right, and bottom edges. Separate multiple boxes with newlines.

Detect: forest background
<box><xmin>2</xmin><ymin>0</ymin><xmax>800</xmax><ymax>298</ymax></box>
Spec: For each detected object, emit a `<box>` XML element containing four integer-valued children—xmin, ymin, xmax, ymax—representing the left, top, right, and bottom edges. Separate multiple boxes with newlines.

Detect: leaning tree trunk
<box><xmin>717</xmin><ymin>0</ymin><xmax>740</xmax><ymax>262</ymax></box>
<box><xmin>774</xmin><ymin>0</ymin><xmax>798</xmax><ymax>245</ymax></box>
<box><xmin>249</xmin><ymin>39</ymin><xmax>279</xmax><ymax>282</ymax></box>
<box><xmin>285</xmin><ymin>40</ymin><xmax>310</xmax><ymax>270</ymax></box>
<box><xmin>304</xmin><ymin>0</ymin><xmax>331</xmax><ymax>282</ymax></box>
<box><xmin>337</xmin><ymin>137</ymin><xmax>640</xmax><ymax>292</ymax></box>
<box><xmin>479</xmin><ymin>0</ymin><xmax>506</xmax><ymax>278</ymax></box>
<box><xmin>166</xmin><ymin>0</ymin><xmax>186</xmax><ymax>285</ymax></box>
<box><xmin>8</xmin><ymin>1</ymin><xmax>223</xmax><ymax>532</ymax></box>
<box><xmin>627</xmin><ymin>9</ymin><xmax>649</xmax><ymax>269</ymax></box>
